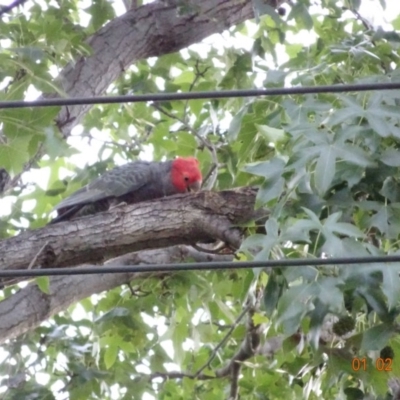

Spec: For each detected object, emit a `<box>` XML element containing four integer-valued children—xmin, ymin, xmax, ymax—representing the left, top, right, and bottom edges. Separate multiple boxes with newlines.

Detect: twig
<box><xmin>182</xmin><ymin>60</ymin><xmax>210</xmax><ymax>123</ymax></box>
<box><xmin>193</xmin><ymin>303</ymin><xmax>252</xmax><ymax>378</ymax></box>
<box><xmin>202</xmin><ymin>147</ymin><xmax>219</xmax><ymax>190</ymax></box>
<box><xmin>81</xmin><ymin>131</ymin><xmax>142</xmax><ymax>153</ymax></box>
<box><xmin>201</xmin><ymin>162</ymin><xmax>217</xmax><ymax>186</ymax></box>
<box><xmin>209</xmin><ymin>321</ymin><xmax>233</xmax><ymax>329</ymax></box>
<box><xmin>349</xmin><ymin>7</ymin><xmax>373</xmax><ymax>31</ymax></box>
<box><xmin>27</xmin><ymin>241</ymin><xmax>49</xmax><ymax>270</ymax></box>
<box><xmin>151</xmin><ymin>102</ymin><xmax>180</xmax><ymax>121</ymax></box>
<box><xmin>125</xmin><ymin>282</ymin><xmax>151</xmax><ymax>297</ymax></box>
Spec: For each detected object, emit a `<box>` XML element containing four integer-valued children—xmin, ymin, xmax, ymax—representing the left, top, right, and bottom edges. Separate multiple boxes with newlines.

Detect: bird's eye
<box><xmin>184</xmin><ymin>176</ymin><xmax>189</xmax><ymax>182</ymax></box>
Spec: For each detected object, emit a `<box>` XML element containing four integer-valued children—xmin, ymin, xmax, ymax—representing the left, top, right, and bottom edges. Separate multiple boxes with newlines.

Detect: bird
<box><xmin>49</xmin><ymin>157</ymin><xmax>202</xmax><ymax>224</ymax></box>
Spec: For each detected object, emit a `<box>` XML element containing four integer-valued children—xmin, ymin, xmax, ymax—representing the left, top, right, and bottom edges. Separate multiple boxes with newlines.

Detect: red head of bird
<box><xmin>170</xmin><ymin>157</ymin><xmax>202</xmax><ymax>193</ymax></box>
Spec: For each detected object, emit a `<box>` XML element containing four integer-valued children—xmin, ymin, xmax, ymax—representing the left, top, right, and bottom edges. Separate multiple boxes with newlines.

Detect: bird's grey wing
<box><xmin>52</xmin><ymin>186</ymin><xmax>109</xmax><ymax>210</ymax></box>
<box><xmin>52</xmin><ymin>162</ymin><xmax>152</xmax><ymax>211</ymax></box>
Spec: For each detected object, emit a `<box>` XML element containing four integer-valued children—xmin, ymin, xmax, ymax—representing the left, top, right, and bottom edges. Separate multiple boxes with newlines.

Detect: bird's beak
<box><xmin>188</xmin><ymin>180</ymin><xmax>202</xmax><ymax>192</ymax></box>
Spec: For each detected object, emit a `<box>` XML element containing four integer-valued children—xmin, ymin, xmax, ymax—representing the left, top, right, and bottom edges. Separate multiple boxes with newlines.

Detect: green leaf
<box><xmin>253</xmin><ymin>217</ymin><xmax>281</xmax><ymax>259</ymax></box>
<box><xmin>227</xmin><ymin>105</ymin><xmax>249</xmax><ymax>141</ymax></box>
<box><xmin>358</xmin><ymin>287</ymin><xmax>391</xmax><ymax>322</ymax></box>
<box><xmin>361</xmin><ymin>324</ymin><xmax>394</xmax><ymax>351</ymax></box>
<box><xmin>393</xmin><ymin>14</ymin><xmax>400</xmax><ymax>30</ymax></box>
<box><xmin>243</xmin><ymin>157</ymin><xmax>285</xmax><ymax>178</ymax></box>
<box><xmin>380</xmin><ymin>177</ymin><xmax>400</xmax><ymax>202</ymax></box>
<box><xmin>317</xmin><ymin>277</ymin><xmax>343</xmax><ymax>310</ymax></box>
<box><xmin>308</xmin><ymin>298</ymin><xmax>328</xmax><ymax>349</ymax></box>
<box><xmin>175</xmin><ymin>131</ymin><xmax>198</xmax><ymax>156</ymax></box>
<box><xmin>252</xmin><ymin>312</ymin><xmax>269</xmax><ymax>326</ymax></box>
<box><xmin>328</xmin><ymin>107</ymin><xmax>361</xmax><ymax>126</ymax></box>
<box><xmin>240</xmin><ymin>233</ymin><xmax>267</xmax><ymax>253</ymax></box>
<box><xmin>188</xmin><ymin>99</ymin><xmax>204</xmax><ymax>117</ymax></box>
<box><xmin>367</xmin><ymin>115</ymin><xmax>391</xmax><ymax>137</ymax></box>
<box><xmin>314</xmin><ymin>145</ymin><xmax>335</xmax><ymax>195</ymax></box>
<box><xmin>252</xmin><ymin>0</ymin><xmax>281</xmax><ymax>25</ymax></box>
<box><xmin>263</xmin><ymin>272</ymin><xmax>282</xmax><ymax>316</ymax></box>
<box><xmin>368</xmin><ymin>205</ymin><xmax>400</xmax><ymax>238</ymax></box>
<box><xmin>323</xmin><ymin>215</ymin><xmax>365</xmax><ymax>238</ymax></box>
<box><xmin>0</xmin><ymin>137</ymin><xmax>30</xmax><ymax>174</ymax></box>
<box><xmin>88</xmin><ymin>0</ymin><xmax>115</xmax><ymax>31</ymax></box>
<box><xmin>380</xmin><ymin>148</ymin><xmax>400</xmax><ymax>166</ymax></box>
<box><xmin>302</xmin><ymin>207</ymin><xmax>323</xmax><ymax>225</ymax></box>
<box><xmin>44</xmin><ymin>127</ymin><xmax>76</xmax><ymax>160</ymax></box>
<box><xmin>334</xmin><ymin>143</ymin><xmax>375</xmax><ymax>167</ymax></box>
<box><xmin>256</xmin><ymin>176</ymin><xmax>285</xmax><ymax>206</ymax></box>
<box><xmin>95</xmin><ymin>307</ymin><xmax>130</xmax><ymax>323</ymax></box>
<box><xmin>277</xmin><ymin>283</ymin><xmax>318</xmax><ymax>335</ymax></box>
<box><xmin>283</xmin><ymin>218</ymin><xmax>319</xmax><ymax>243</ymax></box>
<box><xmin>256</xmin><ymin>124</ymin><xmax>285</xmax><ymax>144</ymax></box>
<box><xmin>382</xmin><ymin>263</ymin><xmax>400</xmax><ymax>310</ymax></box>
<box><xmin>173</xmin><ymin>70</ymin><xmax>195</xmax><ymax>84</ymax></box>
<box><xmin>104</xmin><ymin>343</ymin><xmax>118</xmax><ymax>369</ymax></box>
<box><xmin>287</xmin><ymin>3</ymin><xmax>313</xmax><ymax>30</ymax></box>
<box><xmin>36</xmin><ymin>276</ymin><xmax>50</xmax><ymax>294</ymax></box>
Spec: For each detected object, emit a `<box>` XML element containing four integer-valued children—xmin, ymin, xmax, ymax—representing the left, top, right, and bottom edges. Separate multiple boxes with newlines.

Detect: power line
<box><xmin>0</xmin><ymin>0</ymin><xmax>28</xmax><ymax>17</ymax></box>
<box><xmin>1</xmin><ymin>254</ymin><xmax>400</xmax><ymax>278</ymax></box>
<box><xmin>1</xmin><ymin>82</ymin><xmax>400</xmax><ymax>109</ymax></box>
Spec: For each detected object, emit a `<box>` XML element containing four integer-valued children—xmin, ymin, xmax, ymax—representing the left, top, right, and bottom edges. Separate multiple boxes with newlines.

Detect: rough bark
<box><xmin>0</xmin><ymin>187</ymin><xmax>257</xmax><ymax>274</ymax></box>
<box><xmin>0</xmin><ymin>245</ymin><xmax>233</xmax><ymax>344</ymax></box>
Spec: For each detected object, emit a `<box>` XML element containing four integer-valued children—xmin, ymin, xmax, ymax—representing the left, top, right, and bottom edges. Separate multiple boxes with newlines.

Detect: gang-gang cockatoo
<box><xmin>50</xmin><ymin>157</ymin><xmax>202</xmax><ymax>224</ymax></box>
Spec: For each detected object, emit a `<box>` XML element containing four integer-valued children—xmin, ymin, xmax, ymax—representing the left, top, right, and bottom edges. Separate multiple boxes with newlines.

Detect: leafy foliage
<box><xmin>1</xmin><ymin>0</ymin><xmax>400</xmax><ymax>399</ymax></box>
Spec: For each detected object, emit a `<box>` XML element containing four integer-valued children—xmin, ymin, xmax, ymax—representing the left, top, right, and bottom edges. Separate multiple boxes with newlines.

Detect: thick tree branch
<box><xmin>0</xmin><ymin>188</ymin><xmax>258</xmax><ymax>277</ymax></box>
<box><xmin>0</xmin><ymin>245</ymin><xmax>233</xmax><ymax>344</ymax></box>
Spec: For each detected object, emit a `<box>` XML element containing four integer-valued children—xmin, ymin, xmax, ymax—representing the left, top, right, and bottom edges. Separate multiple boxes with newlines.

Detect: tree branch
<box><xmin>0</xmin><ymin>188</ymin><xmax>258</xmax><ymax>283</ymax></box>
<box><xmin>0</xmin><ymin>245</ymin><xmax>233</xmax><ymax>344</ymax></box>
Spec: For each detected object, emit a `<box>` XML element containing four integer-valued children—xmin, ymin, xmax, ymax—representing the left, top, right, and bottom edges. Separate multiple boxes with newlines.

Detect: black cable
<box><xmin>0</xmin><ymin>0</ymin><xmax>28</xmax><ymax>17</ymax></box>
<box><xmin>2</xmin><ymin>255</ymin><xmax>400</xmax><ymax>277</ymax></box>
<box><xmin>1</xmin><ymin>82</ymin><xmax>400</xmax><ymax>109</ymax></box>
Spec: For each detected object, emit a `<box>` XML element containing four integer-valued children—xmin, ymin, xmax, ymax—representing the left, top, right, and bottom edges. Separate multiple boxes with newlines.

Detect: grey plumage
<box><xmin>49</xmin><ymin>158</ymin><xmax>202</xmax><ymax>224</ymax></box>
